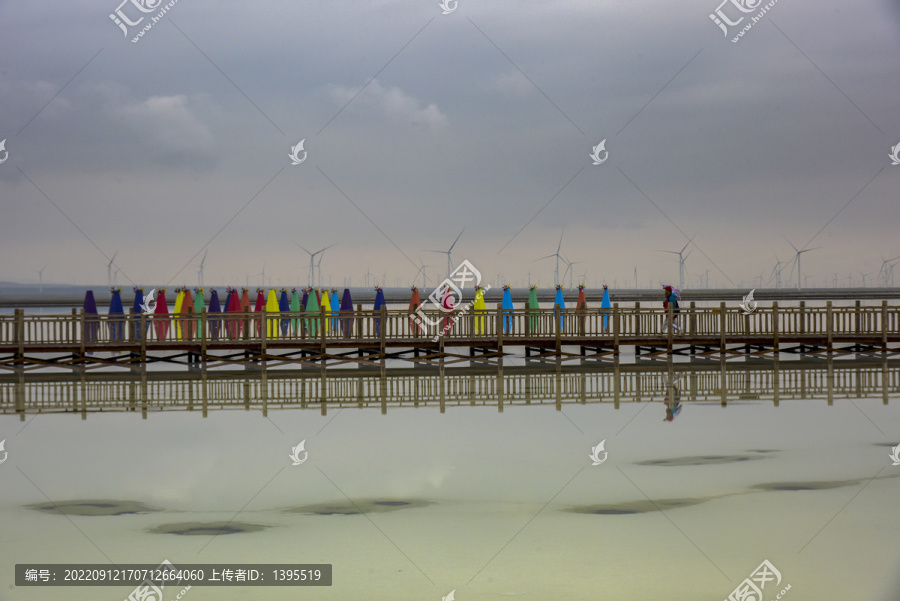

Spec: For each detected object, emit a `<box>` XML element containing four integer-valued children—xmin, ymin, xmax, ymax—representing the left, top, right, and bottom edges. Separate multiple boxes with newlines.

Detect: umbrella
<box><xmin>226</xmin><ymin>288</ymin><xmax>242</xmax><ymax>339</ymax></box>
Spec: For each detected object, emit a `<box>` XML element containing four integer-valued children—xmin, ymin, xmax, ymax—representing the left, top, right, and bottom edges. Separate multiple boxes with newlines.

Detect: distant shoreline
<box><xmin>2</xmin><ymin>287</ymin><xmax>899</xmax><ymax>308</ymax></box>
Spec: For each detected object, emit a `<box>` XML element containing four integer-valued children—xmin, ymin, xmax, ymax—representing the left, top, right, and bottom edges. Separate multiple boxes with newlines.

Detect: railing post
<box><xmin>356</xmin><ymin>304</ymin><xmax>362</xmax><ymax>340</ymax></box>
<box><xmin>826</xmin><ymin>301</ymin><xmax>833</xmax><ymax>353</ymax></box>
<box><xmin>260</xmin><ymin>309</ymin><xmax>267</xmax><ymax>364</ymax></box>
<box><xmin>666</xmin><ymin>303</ymin><xmax>673</xmax><ymax>354</ymax></box>
<box><xmin>772</xmin><ymin>301</ymin><xmax>779</xmax><ymax>353</ymax></box>
<box><xmin>613</xmin><ymin>303</ymin><xmax>620</xmax><ymax>356</ymax></box>
<box><xmin>634</xmin><ymin>301</ymin><xmax>641</xmax><ymax>337</ymax></box>
<box><xmin>140</xmin><ymin>310</ymin><xmax>147</xmax><ymax>362</ymax></box>
<box><xmin>855</xmin><ymin>300</ymin><xmax>861</xmax><ymax>335</ymax></box>
<box><xmin>15</xmin><ymin>309</ymin><xmax>24</xmax><ymax>364</ymax></box>
<box><xmin>554</xmin><ymin>304</ymin><xmax>561</xmax><ymax>356</ymax></box>
<box><xmin>799</xmin><ymin>301</ymin><xmax>806</xmax><ymax>335</ymax></box>
<box><xmin>79</xmin><ymin>309</ymin><xmax>86</xmax><ymax>362</ymax></box>
<box><xmin>200</xmin><ymin>307</ymin><xmax>208</xmax><ymax>364</ymax></box>
<box><xmin>882</xmin><ymin>300</ymin><xmax>888</xmax><ymax>352</ymax></box>
<box><xmin>321</xmin><ymin>304</ymin><xmax>328</xmax><ymax>359</ymax></box>
<box><xmin>496</xmin><ymin>303</ymin><xmax>503</xmax><ymax>353</ymax></box>
<box><xmin>525</xmin><ymin>303</ymin><xmax>531</xmax><ymax>336</ymax></box>
<box><xmin>719</xmin><ymin>302</ymin><xmax>726</xmax><ymax>355</ymax></box>
<box><xmin>379</xmin><ymin>306</ymin><xmax>386</xmax><ymax>358</ymax></box>
<box><xmin>688</xmin><ymin>301</ymin><xmax>696</xmax><ymax>336</ymax></box>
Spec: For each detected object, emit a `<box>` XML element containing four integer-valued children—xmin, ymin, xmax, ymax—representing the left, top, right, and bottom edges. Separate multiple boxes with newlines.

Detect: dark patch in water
<box><xmin>148</xmin><ymin>521</ymin><xmax>267</xmax><ymax>536</ymax></box>
<box><xmin>286</xmin><ymin>498</ymin><xmax>433</xmax><ymax>516</ymax></box>
<box><xmin>873</xmin><ymin>443</ymin><xmax>898</xmax><ymax>448</ymax></box>
<box><xmin>26</xmin><ymin>500</ymin><xmax>158</xmax><ymax>516</ymax></box>
<box><xmin>566</xmin><ymin>498</ymin><xmax>708</xmax><ymax>515</ymax></box>
<box><xmin>751</xmin><ymin>479</ymin><xmax>863</xmax><ymax>492</ymax></box>
<box><xmin>636</xmin><ymin>454</ymin><xmax>769</xmax><ymax>467</ymax></box>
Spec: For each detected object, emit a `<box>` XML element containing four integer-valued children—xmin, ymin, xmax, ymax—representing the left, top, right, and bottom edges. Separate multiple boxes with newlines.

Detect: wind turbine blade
<box><xmin>782</xmin><ymin>235</ymin><xmax>800</xmax><ymax>253</ymax></box>
<box><xmin>679</xmin><ymin>234</ymin><xmax>696</xmax><ymax>254</ymax></box>
<box><xmin>294</xmin><ymin>242</ymin><xmax>313</xmax><ymax>255</ymax></box>
<box><xmin>448</xmin><ymin>228</ymin><xmax>465</xmax><ymax>253</ymax></box>
<box><xmin>556</xmin><ymin>229</ymin><xmax>565</xmax><ymax>254</ymax></box>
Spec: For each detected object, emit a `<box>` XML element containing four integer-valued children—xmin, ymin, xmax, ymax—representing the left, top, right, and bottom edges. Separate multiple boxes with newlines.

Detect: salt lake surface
<box><xmin>2</xmin><ymin>364</ymin><xmax>900</xmax><ymax>601</ymax></box>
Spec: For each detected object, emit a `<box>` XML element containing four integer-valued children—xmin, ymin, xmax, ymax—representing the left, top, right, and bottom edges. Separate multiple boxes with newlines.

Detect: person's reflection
<box><xmin>663</xmin><ymin>377</ymin><xmax>682</xmax><ymax>422</ymax></box>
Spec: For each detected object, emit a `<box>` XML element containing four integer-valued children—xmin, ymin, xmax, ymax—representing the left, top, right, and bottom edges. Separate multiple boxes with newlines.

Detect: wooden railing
<box><xmin>2</xmin><ymin>360</ymin><xmax>897</xmax><ymax>416</ymax></box>
<box><xmin>0</xmin><ymin>301</ymin><xmax>897</xmax><ymax>349</ymax></box>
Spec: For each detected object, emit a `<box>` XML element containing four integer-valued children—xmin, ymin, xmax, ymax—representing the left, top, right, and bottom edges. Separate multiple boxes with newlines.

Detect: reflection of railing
<box><xmin>2</xmin><ymin>360</ymin><xmax>897</xmax><ymax>418</ymax></box>
<box><xmin>0</xmin><ymin>301</ymin><xmax>900</xmax><ymax>350</ymax></box>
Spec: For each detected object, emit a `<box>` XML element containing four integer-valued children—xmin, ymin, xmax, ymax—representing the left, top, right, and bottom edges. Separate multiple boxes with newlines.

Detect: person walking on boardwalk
<box><xmin>662</xmin><ymin>284</ymin><xmax>681</xmax><ymax>333</ymax></box>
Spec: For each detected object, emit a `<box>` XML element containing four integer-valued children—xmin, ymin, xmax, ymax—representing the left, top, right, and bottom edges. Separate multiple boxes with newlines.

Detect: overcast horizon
<box><xmin>2</xmin><ymin>0</ymin><xmax>900</xmax><ymax>291</ymax></box>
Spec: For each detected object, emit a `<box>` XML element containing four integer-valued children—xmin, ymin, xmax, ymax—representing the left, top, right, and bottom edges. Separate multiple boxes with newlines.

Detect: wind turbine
<box><xmin>413</xmin><ymin>256</ymin><xmax>431</xmax><ymax>289</ymax></box>
<box><xmin>364</xmin><ymin>265</ymin><xmax>373</xmax><ymax>288</ymax></box>
<box><xmin>878</xmin><ymin>254</ymin><xmax>900</xmax><ymax>287</ymax></box>
<box><xmin>295</xmin><ymin>242</ymin><xmax>336</xmax><ymax>288</ymax></box>
<box><xmin>562</xmin><ymin>256</ymin><xmax>580</xmax><ymax>289</ymax></box>
<box><xmin>859</xmin><ymin>271</ymin><xmax>870</xmax><ymax>288</ymax></box>
<box><xmin>428</xmin><ymin>228</ymin><xmax>465</xmax><ymax>280</ymax></box>
<box><xmin>196</xmin><ymin>250</ymin><xmax>208</xmax><ymax>288</ymax></box>
<box><xmin>535</xmin><ymin>230</ymin><xmax>565</xmax><ymax>286</ymax></box>
<box><xmin>656</xmin><ymin>235</ymin><xmax>695</xmax><ymax>290</ymax></box>
<box><xmin>107</xmin><ymin>252</ymin><xmax>118</xmax><ymax>288</ymax></box>
<box><xmin>783</xmin><ymin>237</ymin><xmax>820</xmax><ymax>289</ymax></box>
<box><xmin>37</xmin><ymin>265</ymin><xmax>47</xmax><ymax>293</ymax></box>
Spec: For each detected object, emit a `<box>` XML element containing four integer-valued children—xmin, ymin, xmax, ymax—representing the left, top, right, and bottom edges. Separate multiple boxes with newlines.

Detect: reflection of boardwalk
<box><xmin>1</xmin><ymin>301</ymin><xmax>899</xmax><ymax>369</ymax></box>
<box><xmin>1</xmin><ymin>359</ymin><xmax>897</xmax><ymax>418</ymax></box>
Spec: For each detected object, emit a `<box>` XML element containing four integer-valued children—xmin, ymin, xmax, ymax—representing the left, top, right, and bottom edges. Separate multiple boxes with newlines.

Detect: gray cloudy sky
<box><xmin>1</xmin><ymin>0</ymin><xmax>899</xmax><ymax>290</ymax></box>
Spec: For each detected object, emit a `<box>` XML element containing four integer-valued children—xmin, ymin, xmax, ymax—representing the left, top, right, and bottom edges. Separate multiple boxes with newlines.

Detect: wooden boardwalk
<box><xmin>1</xmin><ymin>357</ymin><xmax>896</xmax><ymax>418</ymax></box>
<box><xmin>1</xmin><ymin>300</ymin><xmax>899</xmax><ymax>371</ymax></box>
